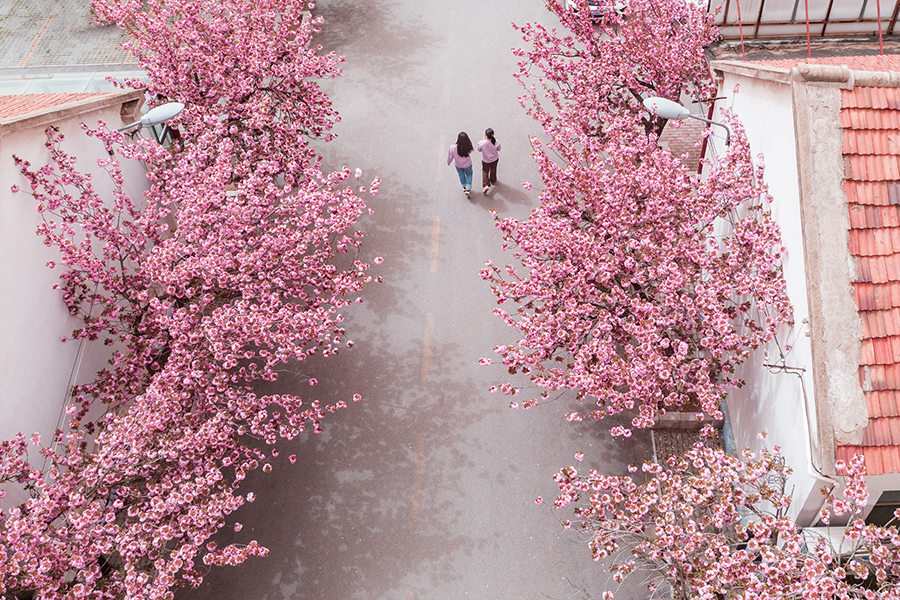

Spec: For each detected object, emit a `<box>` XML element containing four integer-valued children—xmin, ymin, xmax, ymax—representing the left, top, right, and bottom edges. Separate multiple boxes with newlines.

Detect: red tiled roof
<box><xmin>750</xmin><ymin>55</ymin><xmax>900</xmax><ymax>73</ymax></box>
<box><xmin>0</xmin><ymin>93</ymin><xmax>111</xmax><ymax>120</ymax></box>
<box><xmin>839</xmin><ymin>85</ymin><xmax>900</xmax><ymax>475</ymax></box>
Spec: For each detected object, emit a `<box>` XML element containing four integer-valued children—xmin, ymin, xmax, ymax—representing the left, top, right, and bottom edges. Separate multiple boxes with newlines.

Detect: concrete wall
<box><xmin>0</xmin><ymin>92</ymin><xmax>147</xmax><ymax>504</ymax></box>
<box><xmin>710</xmin><ymin>67</ymin><xmax>826</xmax><ymax>524</ymax></box>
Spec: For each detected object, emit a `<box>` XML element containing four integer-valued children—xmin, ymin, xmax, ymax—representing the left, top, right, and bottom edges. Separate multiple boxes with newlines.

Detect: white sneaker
<box><xmin>483</xmin><ymin>186</ymin><xmax>490</xmax><ymax>194</ymax></box>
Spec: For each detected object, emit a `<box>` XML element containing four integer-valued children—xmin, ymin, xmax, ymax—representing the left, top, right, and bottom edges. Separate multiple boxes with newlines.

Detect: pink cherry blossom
<box><xmin>554</xmin><ymin>444</ymin><xmax>900</xmax><ymax>599</ymax></box>
<box><xmin>485</xmin><ymin>0</ymin><xmax>792</xmax><ymax>428</ymax></box>
<box><xmin>0</xmin><ymin>0</ymin><xmax>378</xmax><ymax>597</ymax></box>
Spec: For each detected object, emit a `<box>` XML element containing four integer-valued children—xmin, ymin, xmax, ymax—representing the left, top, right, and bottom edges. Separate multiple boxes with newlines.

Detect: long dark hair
<box><xmin>456</xmin><ymin>132</ymin><xmax>473</xmax><ymax>157</ymax></box>
<box><xmin>485</xmin><ymin>127</ymin><xmax>497</xmax><ymax>145</ymax></box>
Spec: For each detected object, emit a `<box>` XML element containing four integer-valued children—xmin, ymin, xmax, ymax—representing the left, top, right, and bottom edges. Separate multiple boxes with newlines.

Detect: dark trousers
<box><xmin>482</xmin><ymin>159</ymin><xmax>498</xmax><ymax>187</ymax></box>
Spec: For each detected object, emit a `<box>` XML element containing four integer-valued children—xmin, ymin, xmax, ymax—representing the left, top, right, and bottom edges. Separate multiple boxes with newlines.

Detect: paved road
<box><xmin>0</xmin><ymin>0</ymin><xmax>134</xmax><ymax>72</ymax></box>
<box><xmin>183</xmin><ymin>0</ymin><xmax>653</xmax><ymax>598</ymax></box>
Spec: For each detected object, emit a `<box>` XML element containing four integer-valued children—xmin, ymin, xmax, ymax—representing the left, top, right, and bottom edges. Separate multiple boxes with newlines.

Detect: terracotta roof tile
<box><xmin>870</xmin><ymin>391</ymin><xmax>900</xmax><ymax>417</ymax></box>
<box><xmin>837</xmin><ymin>86</ymin><xmax>900</xmax><ymax>473</ymax></box>
<box><xmin>890</xmin><ymin>183</ymin><xmax>900</xmax><ymax>205</ymax></box>
<box><xmin>886</xmin><ymin>255</ymin><xmax>900</xmax><ymax>281</ymax></box>
<box><xmin>884</xmin><ymin>446</ymin><xmax>898</xmax><ymax>473</ymax></box>
<box><xmin>870</xmin><ymin>365</ymin><xmax>887</xmax><ymax>390</ymax></box>
<box><xmin>867</xmin><ymin>205</ymin><xmax>885</xmax><ymax>227</ymax></box>
<box><xmin>885</xmin><ymin>307</ymin><xmax>900</xmax><ymax>334</ymax></box>
<box><xmin>868</xmin><ymin>393</ymin><xmax>883</xmax><ymax>416</ymax></box>
<box><xmin>844</xmin><ymin>131</ymin><xmax>900</xmax><ymax>156</ymax></box>
<box><xmin>860</xmin><ymin>310</ymin><xmax>887</xmax><ymax>339</ymax></box>
<box><xmin>888</xmin><ymin>363</ymin><xmax>900</xmax><ymax>388</ymax></box>
<box><xmin>876</xmin><ymin>228</ymin><xmax>894</xmax><ymax>254</ymax></box>
<box><xmin>856</xmin><ymin>284</ymin><xmax>877</xmax><ymax>311</ymax></box>
<box><xmin>850</xmin><ymin>228</ymin><xmax>864</xmax><ymax>254</ymax></box>
<box><xmin>892</xmin><ymin>228</ymin><xmax>900</xmax><ymax>254</ymax></box>
<box><xmin>867</xmin><ymin>446</ymin><xmax>886</xmax><ymax>475</ymax></box>
<box><xmin>856</xmin><ymin>284</ymin><xmax>873</xmax><ymax>310</ymax></box>
<box><xmin>871</xmin><ymin>310</ymin><xmax>889</xmax><ymax>336</ymax></box>
<box><xmin>835</xmin><ymin>446</ymin><xmax>885</xmax><ymax>475</ymax></box>
<box><xmin>849</xmin><ymin>205</ymin><xmax>866</xmax><ymax>228</ymax></box>
<box><xmin>880</xmin><ymin>336</ymin><xmax>900</xmax><ymax>364</ymax></box>
<box><xmin>885</xmin><ymin>207</ymin><xmax>900</xmax><ymax>228</ymax></box>
<box><xmin>891</xmin><ymin>282</ymin><xmax>900</xmax><ymax>306</ymax></box>
<box><xmin>837</xmin><ymin>444</ymin><xmax>860</xmax><ymax>467</ymax></box>
<box><xmin>859</xmin><ymin>256</ymin><xmax>873</xmax><ymax>283</ymax></box>
<box><xmin>881</xmin><ymin>336</ymin><xmax>895</xmax><ymax>362</ymax></box>
<box><xmin>870</xmin><ymin>256</ymin><xmax>888</xmax><ymax>283</ymax></box>
<box><xmin>863</xmin><ymin>338</ymin><xmax>877</xmax><ymax>365</ymax></box>
<box><xmin>0</xmin><ymin>93</ymin><xmax>111</xmax><ymax>119</ymax></box>
<box><xmin>875</xmin><ymin>337</ymin><xmax>893</xmax><ymax>364</ymax></box>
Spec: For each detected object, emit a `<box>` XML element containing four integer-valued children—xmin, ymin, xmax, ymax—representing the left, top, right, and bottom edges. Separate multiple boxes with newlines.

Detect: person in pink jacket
<box><xmin>477</xmin><ymin>128</ymin><xmax>501</xmax><ymax>194</ymax></box>
<box><xmin>447</xmin><ymin>131</ymin><xmax>474</xmax><ymax>198</ymax></box>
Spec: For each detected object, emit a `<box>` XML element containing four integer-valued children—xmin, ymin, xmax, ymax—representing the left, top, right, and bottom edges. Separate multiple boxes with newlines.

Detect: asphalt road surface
<box><xmin>184</xmin><ymin>0</ymin><xmax>653</xmax><ymax>599</ymax></box>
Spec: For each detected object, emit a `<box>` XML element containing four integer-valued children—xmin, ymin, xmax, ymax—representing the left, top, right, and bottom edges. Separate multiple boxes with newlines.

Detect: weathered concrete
<box><xmin>789</xmin><ymin>65</ymin><xmax>868</xmax><ymax>456</ymax></box>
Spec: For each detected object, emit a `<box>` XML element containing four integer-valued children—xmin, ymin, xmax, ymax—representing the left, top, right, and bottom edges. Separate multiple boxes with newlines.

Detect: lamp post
<box><xmin>117</xmin><ymin>102</ymin><xmax>185</xmax><ymax>133</ymax></box>
<box><xmin>643</xmin><ymin>97</ymin><xmax>731</xmax><ymax>145</ymax></box>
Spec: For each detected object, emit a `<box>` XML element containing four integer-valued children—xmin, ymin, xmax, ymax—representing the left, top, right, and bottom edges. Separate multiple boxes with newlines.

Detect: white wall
<box><xmin>711</xmin><ymin>72</ymin><xmax>826</xmax><ymax>524</ymax></box>
<box><xmin>0</xmin><ymin>100</ymin><xmax>150</xmax><ymax>504</ymax></box>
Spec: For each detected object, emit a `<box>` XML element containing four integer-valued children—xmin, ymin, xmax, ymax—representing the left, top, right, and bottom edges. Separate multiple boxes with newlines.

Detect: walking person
<box><xmin>447</xmin><ymin>132</ymin><xmax>474</xmax><ymax>198</ymax></box>
<box><xmin>477</xmin><ymin>128</ymin><xmax>501</xmax><ymax>194</ymax></box>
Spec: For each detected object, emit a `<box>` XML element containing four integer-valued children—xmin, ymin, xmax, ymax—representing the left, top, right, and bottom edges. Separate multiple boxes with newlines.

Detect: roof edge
<box><xmin>710</xmin><ymin>60</ymin><xmax>793</xmax><ymax>83</ymax></box>
<box><xmin>712</xmin><ymin>60</ymin><xmax>900</xmax><ymax>89</ymax></box>
<box><xmin>0</xmin><ymin>89</ymin><xmax>146</xmax><ymax>136</ymax></box>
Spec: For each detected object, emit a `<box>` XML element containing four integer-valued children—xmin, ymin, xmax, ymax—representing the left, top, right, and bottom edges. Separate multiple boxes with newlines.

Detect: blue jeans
<box><xmin>455</xmin><ymin>165</ymin><xmax>473</xmax><ymax>190</ymax></box>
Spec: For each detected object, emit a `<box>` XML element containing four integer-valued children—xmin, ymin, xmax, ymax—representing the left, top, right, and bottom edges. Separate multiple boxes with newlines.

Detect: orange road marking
<box><xmin>421</xmin><ymin>313</ymin><xmax>434</xmax><ymax>381</ymax></box>
<box><xmin>430</xmin><ymin>216</ymin><xmax>440</xmax><ymax>272</ymax></box>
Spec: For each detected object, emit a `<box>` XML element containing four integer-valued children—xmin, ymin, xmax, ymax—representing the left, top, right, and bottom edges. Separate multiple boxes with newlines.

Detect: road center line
<box><xmin>421</xmin><ymin>312</ymin><xmax>434</xmax><ymax>382</ymax></box>
<box><xmin>430</xmin><ymin>216</ymin><xmax>440</xmax><ymax>272</ymax></box>
<box><xmin>410</xmin><ymin>432</ymin><xmax>426</xmax><ymax>519</ymax></box>
<box><xmin>442</xmin><ymin>70</ymin><xmax>452</xmax><ymax>108</ymax></box>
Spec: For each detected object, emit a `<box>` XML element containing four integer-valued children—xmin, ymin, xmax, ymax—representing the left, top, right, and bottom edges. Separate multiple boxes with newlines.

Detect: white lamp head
<box><xmin>643</xmin><ymin>97</ymin><xmax>690</xmax><ymax>120</ymax></box>
<box><xmin>140</xmin><ymin>102</ymin><xmax>185</xmax><ymax>127</ymax></box>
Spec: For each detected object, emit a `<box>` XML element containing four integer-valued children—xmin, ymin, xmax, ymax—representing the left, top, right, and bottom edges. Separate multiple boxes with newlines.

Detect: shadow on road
<box><xmin>313</xmin><ymin>0</ymin><xmax>435</xmax><ymax>110</ymax></box>
<box><xmin>468</xmin><ymin>181</ymin><xmax>534</xmax><ymax>215</ymax></box>
<box><xmin>184</xmin><ymin>317</ymin><xmax>497</xmax><ymax>600</ymax></box>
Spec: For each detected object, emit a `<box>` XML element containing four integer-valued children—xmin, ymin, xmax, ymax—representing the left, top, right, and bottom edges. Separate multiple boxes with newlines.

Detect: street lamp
<box><xmin>642</xmin><ymin>97</ymin><xmax>731</xmax><ymax>146</ymax></box>
<box><xmin>117</xmin><ymin>102</ymin><xmax>185</xmax><ymax>133</ymax></box>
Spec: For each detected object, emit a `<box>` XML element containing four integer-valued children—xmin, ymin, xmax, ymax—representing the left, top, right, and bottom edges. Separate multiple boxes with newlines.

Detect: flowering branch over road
<box><xmin>484</xmin><ymin>0</ymin><xmax>792</xmax><ymax>431</ymax></box>
<box><xmin>0</xmin><ymin>1</ymin><xmax>379</xmax><ymax>598</ymax></box>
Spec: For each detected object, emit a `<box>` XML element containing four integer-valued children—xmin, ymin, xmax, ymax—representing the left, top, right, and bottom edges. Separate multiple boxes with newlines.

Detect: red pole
<box><xmin>736</xmin><ymin>0</ymin><xmax>746</xmax><ymax>60</ymax></box>
<box><xmin>805</xmin><ymin>0</ymin><xmax>811</xmax><ymax>59</ymax></box>
<box><xmin>878</xmin><ymin>0</ymin><xmax>885</xmax><ymax>55</ymax></box>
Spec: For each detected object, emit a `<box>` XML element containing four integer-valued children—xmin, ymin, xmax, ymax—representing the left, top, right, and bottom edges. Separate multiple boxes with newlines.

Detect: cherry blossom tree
<box><xmin>482</xmin><ymin>0</ymin><xmax>792</xmax><ymax>431</ymax></box>
<box><xmin>0</xmin><ymin>1</ymin><xmax>379</xmax><ymax>598</ymax></box>
<box><xmin>552</xmin><ymin>445</ymin><xmax>900</xmax><ymax>599</ymax></box>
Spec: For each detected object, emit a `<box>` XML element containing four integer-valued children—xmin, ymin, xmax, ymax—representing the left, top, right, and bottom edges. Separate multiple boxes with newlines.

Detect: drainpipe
<box><xmin>764</xmin><ymin>362</ymin><xmax>839</xmax><ymax>525</ymax></box>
